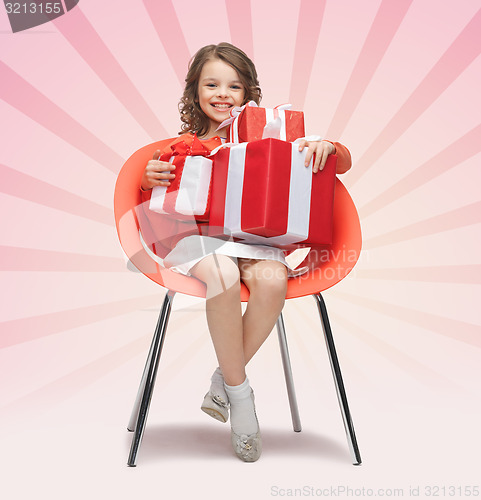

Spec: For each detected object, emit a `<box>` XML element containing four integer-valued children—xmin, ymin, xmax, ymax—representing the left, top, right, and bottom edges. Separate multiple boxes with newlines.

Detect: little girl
<box><xmin>140</xmin><ymin>43</ymin><xmax>352</xmax><ymax>462</ymax></box>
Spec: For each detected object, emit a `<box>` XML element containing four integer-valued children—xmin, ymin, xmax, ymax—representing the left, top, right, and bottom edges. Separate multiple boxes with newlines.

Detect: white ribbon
<box><xmin>262</xmin><ymin>108</ymin><xmax>287</xmax><ymax>140</ymax></box>
<box><xmin>175</xmin><ymin>156</ymin><xmax>213</xmax><ymax>215</ymax></box>
<box><xmin>208</xmin><ymin>142</ymin><xmax>237</xmax><ymax>157</ymax></box>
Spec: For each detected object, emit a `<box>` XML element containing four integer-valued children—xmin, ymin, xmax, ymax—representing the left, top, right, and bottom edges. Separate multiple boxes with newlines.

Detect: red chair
<box><xmin>114</xmin><ymin>141</ymin><xmax>362</xmax><ymax>466</ymax></box>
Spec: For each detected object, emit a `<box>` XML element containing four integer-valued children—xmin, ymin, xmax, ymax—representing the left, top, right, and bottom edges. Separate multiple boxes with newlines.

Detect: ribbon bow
<box><xmin>160</xmin><ymin>134</ymin><xmax>211</xmax><ymax>161</ymax></box>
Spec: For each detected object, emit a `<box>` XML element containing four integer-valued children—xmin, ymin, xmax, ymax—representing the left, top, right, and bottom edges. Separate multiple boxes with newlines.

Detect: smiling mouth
<box><xmin>211</xmin><ymin>103</ymin><xmax>232</xmax><ymax>110</ymax></box>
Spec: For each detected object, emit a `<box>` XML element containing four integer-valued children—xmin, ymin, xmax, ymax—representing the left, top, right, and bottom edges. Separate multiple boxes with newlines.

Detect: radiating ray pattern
<box><xmin>329</xmin><ymin>311</ymin><xmax>462</xmax><ymax>392</ymax></box>
<box><xmin>326</xmin><ymin>0</ymin><xmax>413</xmax><ymax>138</ymax></box>
<box><xmin>52</xmin><ymin>6</ymin><xmax>168</xmax><ymax>140</ymax></box>
<box><xmin>359</xmin><ymin>123</ymin><xmax>481</xmax><ymax>219</ymax></box>
<box><xmin>289</xmin><ymin>0</ymin><xmax>326</xmax><ymax>109</ymax></box>
<box><xmin>356</xmin><ymin>264</ymin><xmax>481</xmax><ymax>284</ymax></box>
<box><xmin>0</xmin><ymin>294</ymin><xmax>163</xmax><ymax>349</ymax></box>
<box><xmin>0</xmin><ymin>60</ymin><xmax>124</xmax><ymax>172</ymax></box>
<box><xmin>226</xmin><ymin>0</ymin><xmax>254</xmax><ymax>59</ymax></box>
<box><xmin>333</xmin><ymin>291</ymin><xmax>481</xmax><ymax>349</ymax></box>
<box><xmin>364</xmin><ymin>201</ymin><xmax>481</xmax><ymax>249</ymax></box>
<box><xmin>142</xmin><ymin>0</ymin><xmax>192</xmax><ymax>86</ymax></box>
<box><xmin>0</xmin><ymin>245</ymin><xmax>125</xmax><ymax>272</ymax></box>
<box><xmin>1</xmin><ymin>164</ymin><xmax>112</xmax><ymax>225</ymax></box>
<box><xmin>0</xmin><ymin>0</ymin><xmax>480</xmax><ymax>417</ymax></box>
<box><xmin>346</xmin><ymin>6</ymin><xmax>481</xmax><ymax>187</ymax></box>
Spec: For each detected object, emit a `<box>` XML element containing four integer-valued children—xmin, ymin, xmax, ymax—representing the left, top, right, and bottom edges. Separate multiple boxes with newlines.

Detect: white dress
<box><xmin>163</xmin><ymin>234</ymin><xmax>309</xmax><ymax>277</ymax></box>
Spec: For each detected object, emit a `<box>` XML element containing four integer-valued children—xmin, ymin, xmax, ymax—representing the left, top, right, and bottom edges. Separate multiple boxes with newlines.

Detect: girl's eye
<box><xmin>231</xmin><ymin>85</ymin><xmax>242</xmax><ymax>90</ymax></box>
<box><xmin>206</xmin><ymin>83</ymin><xmax>216</xmax><ymax>88</ymax></box>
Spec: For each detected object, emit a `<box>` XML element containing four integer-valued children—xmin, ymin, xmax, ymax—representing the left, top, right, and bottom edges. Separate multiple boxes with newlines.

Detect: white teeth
<box><xmin>213</xmin><ymin>104</ymin><xmax>231</xmax><ymax>109</ymax></box>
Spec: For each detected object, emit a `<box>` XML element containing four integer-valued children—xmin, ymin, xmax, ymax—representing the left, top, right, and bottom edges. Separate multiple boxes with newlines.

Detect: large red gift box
<box><xmin>209</xmin><ymin>138</ymin><xmax>336</xmax><ymax>248</ymax></box>
<box><xmin>226</xmin><ymin>102</ymin><xmax>305</xmax><ymax>143</ymax></box>
<box><xmin>149</xmin><ymin>135</ymin><xmax>213</xmax><ymax>222</ymax></box>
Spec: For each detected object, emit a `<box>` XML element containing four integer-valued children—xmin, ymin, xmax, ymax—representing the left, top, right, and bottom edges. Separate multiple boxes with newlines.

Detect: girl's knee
<box><xmin>248</xmin><ymin>263</ymin><xmax>288</xmax><ymax>297</ymax></box>
<box><xmin>265</xmin><ymin>274</ymin><xmax>288</xmax><ymax>298</ymax></box>
<box><xmin>193</xmin><ymin>255</ymin><xmax>241</xmax><ymax>293</ymax></box>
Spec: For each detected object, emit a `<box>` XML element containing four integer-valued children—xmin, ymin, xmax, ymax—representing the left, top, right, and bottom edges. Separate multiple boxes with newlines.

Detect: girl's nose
<box><xmin>217</xmin><ymin>87</ymin><xmax>229</xmax><ymax>97</ymax></box>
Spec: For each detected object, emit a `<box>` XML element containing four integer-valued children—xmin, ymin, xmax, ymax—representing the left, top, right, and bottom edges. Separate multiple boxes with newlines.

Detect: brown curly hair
<box><xmin>179</xmin><ymin>43</ymin><xmax>262</xmax><ymax>137</ymax></box>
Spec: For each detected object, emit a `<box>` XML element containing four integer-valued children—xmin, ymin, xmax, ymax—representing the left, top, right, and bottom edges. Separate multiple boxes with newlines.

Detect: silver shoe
<box><xmin>201</xmin><ymin>392</ymin><xmax>229</xmax><ymax>423</ymax></box>
<box><xmin>231</xmin><ymin>430</ymin><xmax>262</xmax><ymax>462</ymax></box>
<box><xmin>230</xmin><ymin>391</ymin><xmax>262</xmax><ymax>462</ymax></box>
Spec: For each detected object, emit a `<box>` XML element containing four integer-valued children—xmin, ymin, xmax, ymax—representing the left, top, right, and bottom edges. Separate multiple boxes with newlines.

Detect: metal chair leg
<box><xmin>127</xmin><ymin>326</ymin><xmax>157</xmax><ymax>432</ymax></box>
<box><xmin>276</xmin><ymin>313</ymin><xmax>302</xmax><ymax>432</ymax></box>
<box><xmin>127</xmin><ymin>290</ymin><xmax>175</xmax><ymax>467</ymax></box>
<box><xmin>313</xmin><ymin>293</ymin><xmax>362</xmax><ymax>466</ymax></box>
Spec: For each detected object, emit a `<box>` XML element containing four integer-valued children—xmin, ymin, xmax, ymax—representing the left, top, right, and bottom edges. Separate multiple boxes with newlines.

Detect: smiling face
<box><xmin>197</xmin><ymin>58</ymin><xmax>246</xmax><ymax>138</ymax></box>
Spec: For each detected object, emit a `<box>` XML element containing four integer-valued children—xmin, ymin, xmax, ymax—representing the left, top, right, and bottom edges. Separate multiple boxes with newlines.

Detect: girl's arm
<box><xmin>297</xmin><ymin>139</ymin><xmax>352</xmax><ymax>174</ymax></box>
<box><xmin>141</xmin><ymin>150</ymin><xmax>177</xmax><ymax>191</ymax></box>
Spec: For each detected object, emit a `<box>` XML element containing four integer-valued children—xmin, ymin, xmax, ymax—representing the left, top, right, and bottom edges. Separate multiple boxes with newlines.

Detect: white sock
<box><xmin>209</xmin><ymin>367</ymin><xmax>228</xmax><ymax>405</ymax></box>
<box><xmin>224</xmin><ymin>377</ymin><xmax>259</xmax><ymax>436</ymax></box>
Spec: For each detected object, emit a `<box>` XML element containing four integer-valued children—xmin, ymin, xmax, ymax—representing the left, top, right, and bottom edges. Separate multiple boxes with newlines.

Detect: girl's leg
<box><xmin>205</xmin><ymin>258</ymin><xmax>288</xmax><ymax>387</ymax></box>
<box><xmin>190</xmin><ymin>254</ymin><xmax>246</xmax><ymax>386</ymax></box>
<box><xmin>228</xmin><ymin>258</ymin><xmax>286</xmax><ymax>462</ymax></box>
<box><xmin>238</xmin><ymin>258</ymin><xmax>288</xmax><ymax>363</ymax></box>
<box><xmin>192</xmin><ymin>254</ymin><xmax>261</xmax><ymax>461</ymax></box>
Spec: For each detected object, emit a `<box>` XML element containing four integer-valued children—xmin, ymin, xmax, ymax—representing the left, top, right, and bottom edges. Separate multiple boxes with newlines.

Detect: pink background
<box><xmin>1</xmin><ymin>0</ymin><xmax>480</xmax><ymax>498</ymax></box>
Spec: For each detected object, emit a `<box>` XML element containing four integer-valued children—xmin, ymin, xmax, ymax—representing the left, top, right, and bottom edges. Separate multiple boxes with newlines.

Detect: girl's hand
<box><xmin>141</xmin><ymin>150</ymin><xmax>176</xmax><ymax>190</ymax></box>
<box><xmin>297</xmin><ymin>139</ymin><xmax>336</xmax><ymax>173</ymax></box>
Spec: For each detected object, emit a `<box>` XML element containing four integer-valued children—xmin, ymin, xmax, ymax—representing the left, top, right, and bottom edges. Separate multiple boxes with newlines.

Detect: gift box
<box><xmin>224</xmin><ymin>101</ymin><xmax>305</xmax><ymax>143</ymax></box>
<box><xmin>149</xmin><ymin>136</ymin><xmax>213</xmax><ymax>222</ymax></box>
<box><xmin>209</xmin><ymin>138</ymin><xmax>336</xmax><ymax>248</ymax></box>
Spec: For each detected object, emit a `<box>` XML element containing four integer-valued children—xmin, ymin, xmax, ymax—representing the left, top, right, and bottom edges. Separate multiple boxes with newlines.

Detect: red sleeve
<box><xmin>325</xmin><ymin>141</ymin><xmax>352</xmax><ymax>174</ymax></box>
